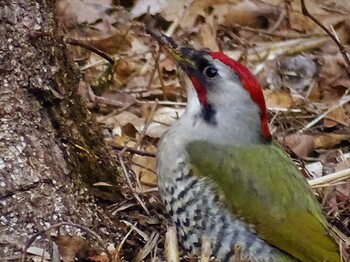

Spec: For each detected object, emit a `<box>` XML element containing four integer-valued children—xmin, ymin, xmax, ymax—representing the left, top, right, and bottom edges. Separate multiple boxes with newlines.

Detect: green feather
<box><xmin>187</xmin><ymin>141</ymin><xmax>340</xmax><ymax>262</ymax></box>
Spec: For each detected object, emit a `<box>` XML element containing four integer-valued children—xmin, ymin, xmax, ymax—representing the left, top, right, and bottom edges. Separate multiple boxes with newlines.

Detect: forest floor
<box><xmin>54</xmin><ymin>0</ymin><xmax>350</xmax><ymax>261</ymax></box>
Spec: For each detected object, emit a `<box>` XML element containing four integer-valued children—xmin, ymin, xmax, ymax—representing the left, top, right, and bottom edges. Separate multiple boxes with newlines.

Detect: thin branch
<box><xmin>112</xmin><ymin>145</ymin><xmax>156</xmax><ymax>157</ymax></box>
<box><xmin>267</xmin><ymin>8</ymin><xmax>286</xmax><ymax>33</ymax></box>
<box><xmin>233</xmin><ymin>24</ymin><xmax>325</xmax><ymax>39</ymax></box>
<box><xmin>118</xmin><ymin>156</ymin><xmax>150</xmax><ymax>215</ymax></box>
<box><xmin>116</xmin><ymin>222</ymin><xmax>137</xmax><ymax>261</ymax></box>
<box><xmin>65</xmin><ymin>38</ymin><xmax>114</xmax><ymax>65</ymax></box>
<box><xmin>299</xmin><ymin>95</ymin><xmax>350</xmax><ymax>132</ymax></box>
<box><xmin>300</xmin><ymin>0</ymin><xmax>350</xmax><ymax>72</ymax></box>
<box><xmin>133</xmin><ymin>99</ymin><xmax>158</xmax><ymax>151</ymax></box>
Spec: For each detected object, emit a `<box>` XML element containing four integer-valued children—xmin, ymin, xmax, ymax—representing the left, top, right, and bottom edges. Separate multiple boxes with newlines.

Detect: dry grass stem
<box><xmin>65</xmin><ymin>38</ymin><xmax>115</xmax><ymax>64</ymax></box>
<box><xmin>165</xmin><ymin>226</ymin><xmax>180</xmax><ymax>262</ymax></box>
<box><xmin>112</xmin><ymin>145</ymin><xmax>156</xmax><ymax>157</ymax></box>
<box><xmin>309</xmin><ymin>168</ymin><xmax>350</xmax><ymax>188</ymax></box>
<box><xmin>135</xmin><ymin>232</ymin><xmax>160</xmax><ymax>262</ymax></box>
<box><xmin>118</xmin><ymin>156</ymin><xmax>150</xmax><ymax>215</ymax></box>
<box><xmin>300</xmin><ymin>95</ymin><xmax>350</xmax><ymax>133</ymax></box>
<box><xmin>200</xmin><ymin>235</ymin><xmax>213</xmax><ymax>262</ymax></box>
<box><xmin>133</xmin><ymin>99</ymin><xmax>158</xmax><ymax>151</ymax></box>
<box><xmin>226</xmin><ymin>37</ymin><xmax>329</xmax><ymax>62</ymax></box>
<box><xmin>116</xmin><ymin>222</ymin><xmax>137</xmax><ymax>260</ymax></box>
<box><xmin>137</xmin><ymin>100</ymin><xmax>187</xmax><ymax>106</ymax></box>
<box><xmin>122</xmin><ymin>220</ymin><xmax>149</xmax><ymax>241</ymax></box>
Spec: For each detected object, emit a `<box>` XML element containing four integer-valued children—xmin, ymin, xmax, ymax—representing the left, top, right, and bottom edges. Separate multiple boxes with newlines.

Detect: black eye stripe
<box><xmin>197</xmin><ymin>59</ymin><xmax>212</xmax><ymax>72</ymax></box>
<box><xmin>195</xmin><ymin>58</ymin><xmax>217</xmax><ymax>79</ymax></box>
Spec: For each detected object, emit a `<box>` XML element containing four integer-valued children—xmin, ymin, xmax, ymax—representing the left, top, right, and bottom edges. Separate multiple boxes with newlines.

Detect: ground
<box><xmin>31</xmin><ymin>0</ymin><xmax>350</xmax><ymax>260</ymax></box>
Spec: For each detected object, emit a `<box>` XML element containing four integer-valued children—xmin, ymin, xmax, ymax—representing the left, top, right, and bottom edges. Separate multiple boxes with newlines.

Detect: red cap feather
<box><xmin>209</xmin><ymin>52</ymin><xmax>271</xmax><ymax>141</ymax></box>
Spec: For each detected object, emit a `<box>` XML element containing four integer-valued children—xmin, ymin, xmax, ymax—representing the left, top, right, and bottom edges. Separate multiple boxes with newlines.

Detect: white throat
<box><xmin>174</xmin><ymin>77</ymin><xmax>264</xmax><ymax>146</ymax></box>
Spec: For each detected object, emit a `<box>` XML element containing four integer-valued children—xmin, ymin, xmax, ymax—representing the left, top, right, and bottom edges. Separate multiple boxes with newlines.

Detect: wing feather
<box><xmin>187</xmin><ymin>141</ymin><xmax>339</xmax><ymax>262</ymax></box>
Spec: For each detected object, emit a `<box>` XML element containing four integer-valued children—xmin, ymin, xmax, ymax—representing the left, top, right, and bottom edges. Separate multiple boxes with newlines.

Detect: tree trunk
<box><xmin>0</xmin><ymin>0</ymin><xmax>123</xmax><ymax>259</ymax></box>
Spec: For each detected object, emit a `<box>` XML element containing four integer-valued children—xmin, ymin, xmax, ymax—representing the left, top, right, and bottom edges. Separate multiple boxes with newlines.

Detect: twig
<box><xmin>156</xmin><ymin>49</ymin><xmax>168</xmax><ymax>100</ymax></box>
<box><xmin>267</xmin><ymin>8</ymin><xmax>286</xmax><ymax>33</ymax></box>
<box><xmin>147</xmin><ymin>49</ymin><xmax>161</xmax><ymax>91</ymax></box>
<box><xmin>22</xmin><ymin>222</ymin><xmax>112</xmax><ymax>262</ymax></box>
<box><xmin>116</xmin><ymin>222</ymin><xmax>137</xmax><ymax>260</ymax></box>
<box><xmin>118</xmin><ymin>156</ymin><xmax>150</xmax><ymax>215</ymax></box>
<box><xmin>80</xmin><ymin>50</ymin><xmax>150</xmax><ymax>71</ymax></box>
<box><xmin>299</xmin><ymin>95</ymin><xmax>350</xmax><ymax>132</ymax></box>
<box><xmin>122</xmin><ymin>220</ymin><xmax>149</xmax><ymax>241</ymax></box>
<box><xmin>320</xmin><ymin>5</ymin><xmax>348</xmax><ymax>15</ymax></box>
<box><xmin>112</xmin><ymin>145</ymin><xmax>156</xmax><ymax>157</ymax></box>
<box><xmin>151</xmin><ymin>244</ymin><xmax>159</xmax><ymax>262</ymax></box>
<box><xmin>133</xmin><ymin>99</ymin><xmax>158</xmax><ymax>151</ymax></box>
<box><xmin>135</xmin><ymin>232</ymin><xmax>159</xmax><ymax>262</ymax></box>
<box><xmin>137</xmin><ymin>100</ymin><xmax>187</xmax><ymax>106</ymax></box>
<box><xmin>116</xmin><ymin>61</ymin><xmax>159</xmax><ymax>157</ymax></box>
<box><xmin>300</xmin><ymin>0</ymin><xmax>350</xmax><ymax>72</ymax></box>
<box><xmin>234</xmin><ymin>24</ymin><xmax>325</xmax><ymax>39</ymax></box>
<box><xmin>132</xmin><ymin>161</ymin><xmax>157</xmax><ymax>175</ymax></box>
<box><xmin>309</xmin><ymin>168</ymin><xmax>350</xmax><ymax>187</ymax></box>
<box><xmin>65</xmin><ymin>38</ymin><xmax>114</xmax><ymax>65</ymax></box>
<box><xmin>284</xmin><ymin>0</ymin><xmax>291</xmax><ymax>27</ymax></box>
<box><xmin>135</xmin><ymin>187</ymin><xmax>158</xmax><ymax>194</ymax></box>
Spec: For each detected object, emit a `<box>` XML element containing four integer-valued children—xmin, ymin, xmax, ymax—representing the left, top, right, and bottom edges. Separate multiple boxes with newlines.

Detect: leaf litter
<box><xmin>53</xmin><ymin>0</ymin><xmax>350</xmax><ymax>260</ymax></box>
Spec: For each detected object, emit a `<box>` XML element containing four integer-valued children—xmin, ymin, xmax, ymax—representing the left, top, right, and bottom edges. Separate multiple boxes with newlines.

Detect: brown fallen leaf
<box><xmin>198</xmin><ymin>22</ymin><xmax>219</xmax><ymax>51</ymax></box>
<box><xmin>132</xmin><ymin>145</ymin><xmax>158</xmax><ymax>187</ymax></box>
<box><xmin>314</xmin><ymin>134</ymin><xmax>350</xmax><ymax>149</ymax></box>
<box><xmin>324</xmin><ymin>106</ymin><xmax>349</xmax><ymax>128</ymax></box>
<box><xmin>215</xmin><ymin>0</ymin><xmax>280</xmax><ymax>28</ymax></box>
<box><xmin>282</xmin><ymin>133</ymin><xmax>350</xmax><ymax>158</ymax></box>
<box><xmin>263</xmin><ymin>89</ymin><xmax>293</xmax><ymax>109</ymax></box>
<box><xmin>282</xmin><ymin>134</ymin><xmax>315</xmax><ymax>158</ymax></box>
<box><xmin>53</xmin><ymin>235</ymin><xmax>98</xmax><ymax>261</ymax></box>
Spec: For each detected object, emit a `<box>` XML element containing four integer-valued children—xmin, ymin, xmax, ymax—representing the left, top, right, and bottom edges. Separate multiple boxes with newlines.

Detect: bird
<box><xmin>150</xmin><ymin>29</ymin><xmax>340</xmax><ymax>262</ymax></box>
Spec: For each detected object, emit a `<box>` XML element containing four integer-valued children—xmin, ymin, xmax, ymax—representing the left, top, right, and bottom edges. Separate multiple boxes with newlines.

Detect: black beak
<box><xmin>147</xmin><ymin>29</ymin><xmax>198</xmax><ymax>74</ymax></box>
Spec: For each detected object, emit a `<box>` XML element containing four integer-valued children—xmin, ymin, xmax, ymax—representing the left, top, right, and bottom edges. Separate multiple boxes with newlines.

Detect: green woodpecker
<box><xmin>151</xmin><ymin>31</ymin><xmax>340</xmax><ymax>262</ymax></box>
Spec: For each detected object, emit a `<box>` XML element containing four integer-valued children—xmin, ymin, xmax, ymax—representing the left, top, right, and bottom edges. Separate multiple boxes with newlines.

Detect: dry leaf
<box><xmin>263</xmin><ymin>90</ymin><xmax>293</xmax><ymax>109</ymax></box>
<box><xmin>109</xmin><ymin>111</ymin><xmax>145</xmax><ymax>133</ymax></box>
<box><xmin>146</xmin><ymin>107</ymin><xmax>185</xmax><ymax>138</ymax></box>
<box><xmin>131</xmin><ymin>0</ymin><xmax>170</xmax><ymax>17</ymax></box>
<box><xmin>314</xmin><ymin>134</ymin><xmax>350</xmax><ymax>149</ymax></box>
<box><xmin>132</xmin><ymin>145</ymin><xmax>157</xmax><ymax>187</ymax></box>
<box><xmin>53</xmin><ymin>235</ymin><xmax>97</xmax><ymax>261</ymax></box>
<box><xmin>214</xmin><ymin>0</ymin><xmax>280</xmax><ymax>28</ymax></box>
<box><xmin>26</xmin><ymin>247</ymin><xmax>51</xmax><ymax>261</ymax></box>
<box><xmin>283</xmin><ymin>133</ymin><xmax>350</xmax><ymax>158</ymax></box>
<box><xmin>324</xmin><ymin>106</ymin><xmax>348</xmax><ymax>128</ymax></box>
<box><xmin>198</xmin><ymin>22</ymin><xmax>219</xmax><ymax>51</ymax></box>
<box><xmin>283</xmin><ymin>134</ymin><xmax>315</xmax><ymax>158</ymax></box>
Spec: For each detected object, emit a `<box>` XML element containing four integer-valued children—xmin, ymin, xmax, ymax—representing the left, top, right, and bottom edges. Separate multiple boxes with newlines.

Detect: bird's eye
<box><xmin>204</xmin><ymin>66</ymin><xmax>218</xmax><ymax>78</ymax></box>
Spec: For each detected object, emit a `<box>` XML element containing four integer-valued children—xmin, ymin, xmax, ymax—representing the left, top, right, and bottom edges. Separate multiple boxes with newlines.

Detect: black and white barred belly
<box><xmin>160</xmin><ymin>165</ymin><xmax>293</xmax><ymax>262</ymax></box>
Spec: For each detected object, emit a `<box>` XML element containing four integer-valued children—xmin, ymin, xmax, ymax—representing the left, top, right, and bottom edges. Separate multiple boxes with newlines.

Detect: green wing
<box><xmin>187</xmin><ymin>141</ymin><xmax>340</xmax><ymax>262</ymax></box>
